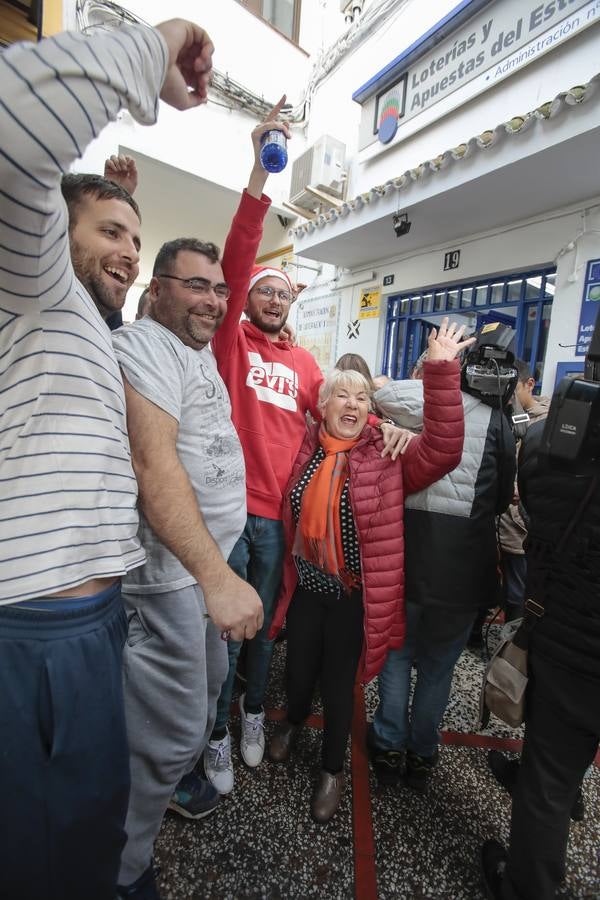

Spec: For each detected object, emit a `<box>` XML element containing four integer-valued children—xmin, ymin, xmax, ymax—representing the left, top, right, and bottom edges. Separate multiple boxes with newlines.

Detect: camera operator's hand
<box><xmin>428</xmin><ymin>316</ymin><xmax>476</xmax><ymax>361</ymax></box>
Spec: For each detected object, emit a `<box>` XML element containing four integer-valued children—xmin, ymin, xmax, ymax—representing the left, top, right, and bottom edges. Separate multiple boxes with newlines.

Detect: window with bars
<box><xmin>235</xmin><ymin>0</ymin><xmax>302</xmax><ymax>43</ymax></box>
<box><xmin>382</xmin><ymin>267</ymin><xmax>556</xmax><ymax>385</ymax></box>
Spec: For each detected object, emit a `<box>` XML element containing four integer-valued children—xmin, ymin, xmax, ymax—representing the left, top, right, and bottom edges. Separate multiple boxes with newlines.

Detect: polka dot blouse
<box><xmin>290</xmin><ymin>447</ymin><xmax>361</xmax><ymax>594</ymax></box>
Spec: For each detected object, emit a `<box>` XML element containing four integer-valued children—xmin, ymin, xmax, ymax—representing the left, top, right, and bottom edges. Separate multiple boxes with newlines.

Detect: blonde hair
<box><xmin>318</xmin><ymin>368</ymin><xmax>372</xmax><ymax>414</ymax></box>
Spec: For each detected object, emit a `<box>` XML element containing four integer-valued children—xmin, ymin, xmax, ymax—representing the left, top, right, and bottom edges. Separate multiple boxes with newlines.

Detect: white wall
<box><xmin>110</xmin><ymin>0</ymin><xmax>345</xmax><ymax>59</ymax></box>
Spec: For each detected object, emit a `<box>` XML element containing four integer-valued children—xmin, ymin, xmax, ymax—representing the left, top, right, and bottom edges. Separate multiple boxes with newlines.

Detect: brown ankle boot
<box><xmin>269</xmin><ymin>720</ymin><xmax>300</xmax><ymax>763</ymax></box>
<box><xmin>311</xmin><ymin>770</ymin><xmax>345</xmax><ymax>823</ymax></box>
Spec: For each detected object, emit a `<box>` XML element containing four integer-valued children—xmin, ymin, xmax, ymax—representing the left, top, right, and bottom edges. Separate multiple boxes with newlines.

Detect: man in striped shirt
<box><xmin>0</xmin><ymin>17</ymin><xmax>249</xmax><ymax>900</ymax></box>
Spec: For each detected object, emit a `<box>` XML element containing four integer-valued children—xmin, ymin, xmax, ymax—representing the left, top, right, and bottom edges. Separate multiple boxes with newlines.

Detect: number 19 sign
<box><xmin>443</xmin><ymin>250</ymin><xmax>460</xmax><ymax>271</ymax></box>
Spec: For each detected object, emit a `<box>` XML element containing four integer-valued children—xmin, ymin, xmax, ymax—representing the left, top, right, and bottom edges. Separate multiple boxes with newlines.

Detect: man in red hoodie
<box><xmin>207</xmin><ymin>203</ymin><xmax>324</xmax><ymax>789</ymax></box>
<box><xmin>202</xmin><ymin>110</ymin><xmax>403</xmax><ymax>794</ymax></box>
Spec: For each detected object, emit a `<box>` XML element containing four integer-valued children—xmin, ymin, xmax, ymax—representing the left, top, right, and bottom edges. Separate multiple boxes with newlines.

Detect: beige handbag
<box><xmin>479</xmin><ymin>608</ymin><xmax>537</xmax><ymax>729</ymax></box>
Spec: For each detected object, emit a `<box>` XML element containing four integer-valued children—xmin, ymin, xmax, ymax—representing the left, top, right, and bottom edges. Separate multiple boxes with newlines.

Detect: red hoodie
<box><xmin>212</xmin><ymin>190</ymin><xmax>324</xmax><ymax>521</ymax></box>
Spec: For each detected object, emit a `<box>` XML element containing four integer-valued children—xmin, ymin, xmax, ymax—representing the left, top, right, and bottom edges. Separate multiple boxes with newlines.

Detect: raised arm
<box><xmin>122</xmin><ymin>378</ymin><xmax>263</xmax><ymax>640</ymax></box>
<box><xmin>0</xmin><ymin>25</ymin><xmax>168</xmax><ymax>314</ymax></box>
<box><xmin>212</xmin><ymin>98</ymin><xmax>290</xmax><ymax>358</ymax></box>
<box><xmin>402</xmin><ymin>318</ymin><xmax>474</xmax><ymax>493</ymax></box>
<box><xmin>0</xmin><ymin>18</ymin><xmax>213</xmax><ymax>314</ymax></box>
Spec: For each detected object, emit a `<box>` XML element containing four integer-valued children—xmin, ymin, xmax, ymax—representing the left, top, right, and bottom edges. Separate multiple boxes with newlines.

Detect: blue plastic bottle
<box><xmin>260</xmin><ymin>129</ymin><xmax>288</xmax><ymax>173</ymax></box>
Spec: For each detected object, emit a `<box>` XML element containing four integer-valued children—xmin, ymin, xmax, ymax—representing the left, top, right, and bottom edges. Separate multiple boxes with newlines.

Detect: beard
<box><xmin>70</xmin><ymin>241</ymin><xmax>127</xmax><ymax>320</ymax></box>
<box><xmin>184</xmin><ymin>310</ymin><xmax>223</xmax><ymax>347</ymax></box>
<box><xmin>248</xmin><ymin>308</ymin><xmax>288</xmax><ymax>335</ymax></box>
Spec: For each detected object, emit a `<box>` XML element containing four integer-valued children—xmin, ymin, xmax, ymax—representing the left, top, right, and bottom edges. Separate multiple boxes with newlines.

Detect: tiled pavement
<box><xmin>155</xmin><ymin>626</ymin><xmax>600</xmax><ymax>899</ymax></box>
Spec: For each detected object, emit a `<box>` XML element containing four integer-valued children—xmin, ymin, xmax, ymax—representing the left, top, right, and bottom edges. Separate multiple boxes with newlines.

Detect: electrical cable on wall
<box><xmin>75</xmin><ymin>0</ymin><xmax>407</xmax><ymax>125</ymax></box>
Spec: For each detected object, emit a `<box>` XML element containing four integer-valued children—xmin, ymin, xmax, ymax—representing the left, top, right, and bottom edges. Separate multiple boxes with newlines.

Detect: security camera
<box><xmin>393</xmin><ymin>213</ymin><xmax>411</xmax><ymax>237</ymax></box>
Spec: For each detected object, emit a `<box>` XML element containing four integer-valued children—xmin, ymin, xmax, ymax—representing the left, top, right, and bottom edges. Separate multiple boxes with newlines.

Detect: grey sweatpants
<box><xmin>118</xmin><ymin>584</ymin><xmax>228</xmax><ymax>885</ymax></box>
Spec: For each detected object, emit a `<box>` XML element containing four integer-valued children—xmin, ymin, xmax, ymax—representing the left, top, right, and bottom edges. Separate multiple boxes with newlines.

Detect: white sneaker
<box><xmin>203</xmin><ymin>729</ymin><xmax>234</xmax><ymax>795</ymax></box>
<box><xmin>239</xmin><ymin>692</ymin><xmax>265</xmax><ymax>768</ymax></box>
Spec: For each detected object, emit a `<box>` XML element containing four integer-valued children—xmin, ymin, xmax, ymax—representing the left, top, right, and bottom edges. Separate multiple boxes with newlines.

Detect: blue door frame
<box><xmin>383</xmin><ymin>267</ymin><xmax>555</xmax><ymax>384</ymax></box>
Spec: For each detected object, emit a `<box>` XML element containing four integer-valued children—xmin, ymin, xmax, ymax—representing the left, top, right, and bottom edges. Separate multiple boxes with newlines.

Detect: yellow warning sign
<box><xmin>358</xmin><ymin>288</ymin><xmax>381</xmax><ymax>320</ymax></box>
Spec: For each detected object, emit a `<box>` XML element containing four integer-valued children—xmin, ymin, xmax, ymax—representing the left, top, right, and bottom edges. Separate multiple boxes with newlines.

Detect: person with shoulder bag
<box><xmin>481</xmin><ymin>417</ymin><xmax>600</xmax><ymax>900</ymax></box>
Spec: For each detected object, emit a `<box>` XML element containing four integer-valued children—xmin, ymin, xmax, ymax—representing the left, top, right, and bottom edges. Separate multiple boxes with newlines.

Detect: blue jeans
<box><xmin>0</xmin><ymin>582</ymin><xmax>129</xmax><ymax>900</ymax></box>
<box><xmin>214</xmin><ymin>514</ymin><xmax>285</xmax><ymax>731</ymax></box>
<box><xmin>373</xmin><ymin>601</ymin><xmax>475</xmax><ymax>757</ymax></box>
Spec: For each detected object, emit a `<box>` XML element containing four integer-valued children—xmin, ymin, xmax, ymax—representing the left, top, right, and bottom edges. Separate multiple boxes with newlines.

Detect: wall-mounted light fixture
<box><xmin>393</xmin><ymin>212</ymin><xmax>412</xmax><ymax>237</ymax></box>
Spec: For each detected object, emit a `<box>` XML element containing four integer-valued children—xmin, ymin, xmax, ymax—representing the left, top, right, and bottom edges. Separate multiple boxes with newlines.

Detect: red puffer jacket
<box><xmin>268</xmin><ymin>359</ymin><xmax>464</xmax><ymax>682</ymax></box>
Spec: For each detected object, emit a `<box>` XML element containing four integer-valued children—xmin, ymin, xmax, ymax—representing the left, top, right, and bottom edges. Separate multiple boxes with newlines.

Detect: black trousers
<box><xmin>285</xmin><ymin>584</ymin><xmax>364</xmax><ymax>772</ymax></box>
<box><xmin>503</xmin><ymin>652</ymin><xmax>600</xmax><ymax>900</ymax></box>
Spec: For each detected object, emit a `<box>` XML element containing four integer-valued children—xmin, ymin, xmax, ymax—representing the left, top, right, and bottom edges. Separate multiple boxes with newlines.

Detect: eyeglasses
<box><xmin>253</xmin><ymin>285</ymin><xmax>292</xmax><ymax>304</ymax></box>
<box><xmin>156</xmin><ymin>273</ymin><xmax>230</xmax><ymax>300</ymax></box>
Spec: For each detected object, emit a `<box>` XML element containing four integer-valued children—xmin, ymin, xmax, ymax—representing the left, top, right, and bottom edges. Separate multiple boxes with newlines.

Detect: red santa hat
<box><xmin>248</xmin><ymin>265</ymin><xmax>293</xmax><ymax>294</ymax></box>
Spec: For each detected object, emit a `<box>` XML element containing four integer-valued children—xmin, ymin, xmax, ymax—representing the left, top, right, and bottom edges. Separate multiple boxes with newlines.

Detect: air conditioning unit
<box><xmin>290</xmin><ymin>135</ymin><xmax>347</xmax><ymax>211</ymax></box>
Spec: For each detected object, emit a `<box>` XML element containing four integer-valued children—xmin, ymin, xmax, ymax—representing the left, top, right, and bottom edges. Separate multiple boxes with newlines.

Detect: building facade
<box><xmin>289</xmin><ymin>0</ymin><xmax>600</xmax><ymax>395</ymax></box>
<box><xmin>59</xmin><ymin>0</ymin><xmax>345</xmax><ymax>319</ymax></box>
<box><xmin>24</xmin><ymin>0</ymin><xmax>600</xmax><ymax>370</ymax></box>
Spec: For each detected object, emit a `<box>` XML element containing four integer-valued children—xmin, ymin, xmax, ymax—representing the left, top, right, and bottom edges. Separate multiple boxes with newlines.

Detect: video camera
<box><xmin>461</xmin><ymin>321</ymin><xmax>518</xmax><ymax>408</ymax></box>
<box><xmin>540</xmin><ymin>310</ymin><xmax>600</xmax><ymax>473</ymax></box>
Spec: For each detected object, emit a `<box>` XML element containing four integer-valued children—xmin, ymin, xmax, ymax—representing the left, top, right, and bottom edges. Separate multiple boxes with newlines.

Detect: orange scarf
<box><xmin>294</xmin><ymin>424</ymin><xmax>360</xmax><ymax>589</ymax></box>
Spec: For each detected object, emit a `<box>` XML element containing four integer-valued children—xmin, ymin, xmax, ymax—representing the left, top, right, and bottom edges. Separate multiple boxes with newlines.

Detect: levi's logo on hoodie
<box><xmin>246</xmin><ymin>351</ymin><xmax>298</xmax><ymax>411</ymax></box>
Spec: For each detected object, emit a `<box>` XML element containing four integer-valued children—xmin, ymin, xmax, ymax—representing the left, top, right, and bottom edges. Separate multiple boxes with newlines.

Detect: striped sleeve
<box><xmin>0</xmin><ymin>25</ymin><xmax>169</xmax><ymax>603</ymax></box>
<box><xmin>0</xmin><ymin>25</ymin><xmax>167</xmax><ymax>315</ymax></box>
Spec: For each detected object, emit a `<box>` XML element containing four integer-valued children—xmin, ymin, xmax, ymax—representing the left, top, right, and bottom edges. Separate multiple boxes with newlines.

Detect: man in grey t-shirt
<box><xmin>114</xmin><ymin>315</ymin><xmax>247</xmax><ymax>598</ymax></box>
<box><xmin>113</xmin><ymin>237</ymin><xmax>261</xmax><ymax>893</ymax></box>
<box><xmin>111</xmin><ymin>119</ymin><xmax>277</xmax><ymax>895</ymax></box>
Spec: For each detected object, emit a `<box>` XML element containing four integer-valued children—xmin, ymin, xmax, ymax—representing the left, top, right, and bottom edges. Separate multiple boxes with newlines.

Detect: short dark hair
<box><xmin>152</xmin><ymin>237</ymin><xmax>221</xmax><ymax>276</ymax></box>
<box><xmin>61</xmin><ymin>173</ymin><xmax>140</xmax><ymax>225</ymax></box>
<box><xmin>514</xmin><ymin>358</ymin><xmax>533</xmax><ymax>384</ymax></box>
<box><xmin>136</xmin><ymin>287</ymin><xmax>151</xmax><ymax>318</ymax></box>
